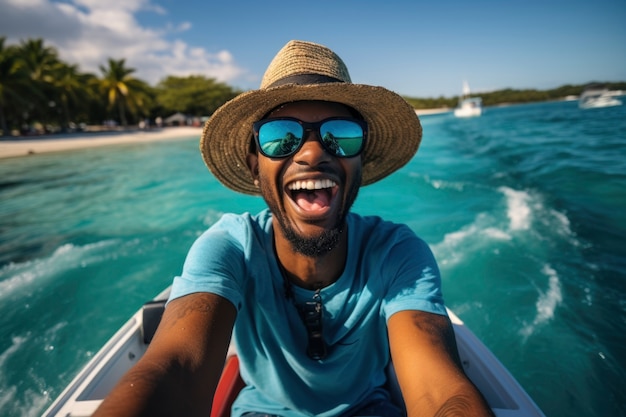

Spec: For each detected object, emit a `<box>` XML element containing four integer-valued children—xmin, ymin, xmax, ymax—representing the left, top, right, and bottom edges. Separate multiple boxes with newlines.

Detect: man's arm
<box><xmin>93</xmin><ymin>292</ymin><xmax>237</xmax><ymax>417</ymax></box>
<box><xmin>388</xmin><ymin>310</ymin><xmax>495</xmax><ymax>417</ymax></box>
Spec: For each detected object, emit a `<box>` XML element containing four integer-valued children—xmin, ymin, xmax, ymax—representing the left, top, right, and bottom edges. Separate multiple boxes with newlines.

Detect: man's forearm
<box><xmin>93</xmin><ymin>356</ymin><xmax>213</xmax><ymax>417</ymax></box>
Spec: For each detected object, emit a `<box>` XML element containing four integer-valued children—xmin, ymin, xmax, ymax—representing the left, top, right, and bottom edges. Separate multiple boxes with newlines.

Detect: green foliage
<box><xmin>156</xmin><ymin>75</ymin><xmax>240</xmax><ymax>117</ymax></box>
<box><xmin>404</xmin><ymin>96</ymin><xmax>457</xmax><ymax>109</ymax></box>
<box><xmin>0</xmin><ymin>37</ymin><xmax>240</xmax><ymax>136</ymax></box>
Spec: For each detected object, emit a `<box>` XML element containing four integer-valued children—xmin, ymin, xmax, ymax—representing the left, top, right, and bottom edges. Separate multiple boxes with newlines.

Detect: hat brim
<box><xmin>200</xmin><ymin>82</ymin><xmax>422</xmax><ymax>195</ymax></box>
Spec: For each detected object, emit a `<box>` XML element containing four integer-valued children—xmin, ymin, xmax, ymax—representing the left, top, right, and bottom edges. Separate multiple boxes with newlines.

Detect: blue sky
<box><xmin>1</xmin><ymin>0</ymin><xmax>625</xmax><ymax>97</ymax></box>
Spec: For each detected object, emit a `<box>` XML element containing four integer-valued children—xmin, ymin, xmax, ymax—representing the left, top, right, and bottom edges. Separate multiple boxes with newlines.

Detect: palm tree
<box><xmin>98</xmin><ymin>58</ymin><xmax>152</xmax><ymax>127</ymax></box>
<box><xmin>0</xmin><ymin>37</ymin><xmax>35</xmax><ymax>136</ymax></box>
<box><xmin>49</xmin><ymin>62</ymin><xmax>89</xmax><ymax>130</ymax></box>
<box><xmin>19</xmin><ymin>38</ymin><xmax>59</xmax><ymax>82</ymax></box>
<box><xmin>17</xmin><ymin>38</ymin><xmax>60</xmax><ymax>127</ymax></box>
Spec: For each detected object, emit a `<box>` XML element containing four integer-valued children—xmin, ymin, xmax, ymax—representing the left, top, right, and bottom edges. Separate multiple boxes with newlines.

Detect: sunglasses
<box><xmin>300</xmin><ymin>290</ymin><xmax>327</xmax><ymax>360</ymax></box>
<box><xmin>252</xmin><ymin>117</ymin><xmax>367</xmax><ymax>159</ymax></box>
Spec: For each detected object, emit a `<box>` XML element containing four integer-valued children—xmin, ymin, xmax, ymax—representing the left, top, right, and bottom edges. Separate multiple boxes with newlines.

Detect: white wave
<box><xmin>432</xmin><ymin>214</ymin><xmax>511</xmax><ymax>267</ymax></box>
<box><xmin>0</xmin><ymin>335</ymin><xmax>43</xmax><ymax>416</ymax></box>
<box><xmin>0</xmin><ymin>385</ymin><xmax>49</xmax><ymax>417</ymax></box>
<box><xmin>42</xmin><ymin>321</ymin><xmax>69</xmax><ymax>353</ymax></box>
<box><xmin>407</xmin><ymin>172</ymin><xmax>468</xmax><ymax>191</ymax></box>
<box><xmin>433</xmin><ymin>187</ymin><xmax>536</xmax><ymax>267</ymax></box>
<box><xmin>0</xmin><ymin>385</ymin><xmax>17</xmax><ymax>414</ymax></box>
<box><xmin>432</xmin><ymin>224</ymin><xmax>477</xmax><ymax>267</ymax></box>
<box><xmin>499</xmin><ymin>187</ymin><xmax>582</xmax><ymax>256</ymax></box>
<box><xmin>0</xmin><ymin>331</ymin><xmax>58</xmax><ymax>416</ymax></box>
<box><xmin>499</xmin><ymin>186</ymin><xmax>532</xmax><ymax>231</ymax></box>
<box><xmin>499</xmin><ymin>186</ymin><xmax>579</xmax><ymax>247</ymax></box>
<box><xmin>547</xmin><ymin>208</ymin><xmax>581</xmax><ymax>248</ymax></box>
<box><xmin>550</xmin><ymin>209</ymin><xmax>571</xmax><ymax>233</ymax></box>
<box><xmin>482</xmin><ymin>227</ymin><xmax>512</xmax><ymax>240</ymax></box>
<box><xmin>430</xmin><ymin>179</ymin><xmax>466</xmax><ymax>191</ymax></box>
<box><xmin>0</xmin><ymin>335</ymin><xmax>27</xmax><ymax>370</ymax></box>
<box><xmin>0</xmin><ymin>240</ymin><xmax>118</xmax><ymax>299</ymax></box>
<box><xmin>428</xmin><ymin>173</ymin><xmax>467</xmax><ymax>191</ymax></box>
<box><xmin>519</xmin><ymin>264</ymin><xmax>563</xmax><ymax>339</ymax></box>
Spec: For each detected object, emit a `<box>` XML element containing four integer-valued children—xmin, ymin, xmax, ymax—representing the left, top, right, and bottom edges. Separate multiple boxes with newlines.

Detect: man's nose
<box><xmin>293</xmin><ymin>129</ymin><xmax>331</xmax><ymax>165</ymax></box>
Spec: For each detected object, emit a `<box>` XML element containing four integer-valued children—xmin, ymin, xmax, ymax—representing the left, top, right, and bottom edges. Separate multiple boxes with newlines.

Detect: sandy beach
<box><xmin>415</xmin><ymin>108</ymin><xmax>452</xmax><ymax>116</ymax></box>
<box><xmin>0</xmin><ymin>127</ymin><xmax>203</xmax><ymax>159</ymax></box>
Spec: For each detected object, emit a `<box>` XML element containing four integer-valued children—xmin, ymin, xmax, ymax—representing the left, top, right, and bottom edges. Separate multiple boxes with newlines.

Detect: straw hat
<box><xmin>200</xmin><ymin>40</ymin><xmax>422</xmax><ymax>195</ymax></box>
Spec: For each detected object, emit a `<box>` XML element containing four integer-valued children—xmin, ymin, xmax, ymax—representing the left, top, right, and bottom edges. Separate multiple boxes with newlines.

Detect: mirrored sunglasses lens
<box><xmin>259</xmin><ymin>120</ymin><xmax>303</xmax><ymax>157</ymax></box>
<box><xmin>320</xmin><ymin>120</ymin><xmax>364</xmax><ymax>157</ymax></box>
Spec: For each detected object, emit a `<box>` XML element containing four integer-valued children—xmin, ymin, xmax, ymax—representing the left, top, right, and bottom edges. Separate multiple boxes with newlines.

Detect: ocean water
<box><xmin>1</xmin><ymin>100</ymin><xmax>624</xmax><ymax>417</ymax></box>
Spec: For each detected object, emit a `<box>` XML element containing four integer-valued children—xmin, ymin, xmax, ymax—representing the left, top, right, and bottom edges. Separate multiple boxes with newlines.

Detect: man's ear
<box><xmin>246</xmin><ymin>153</ymin><xmax>260</xmax><ymax>187</ymax></box>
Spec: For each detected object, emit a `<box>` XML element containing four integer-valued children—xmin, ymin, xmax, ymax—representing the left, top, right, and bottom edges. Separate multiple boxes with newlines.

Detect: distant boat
<box><xmin>579</xmin><ymin>86</ymin><xmax>622</xmax><ymax>109</ymax></box>
<box><xmin>454</xmin><ymin>81</ymin><xmax>482</xmax><ymax>117</ymax></box>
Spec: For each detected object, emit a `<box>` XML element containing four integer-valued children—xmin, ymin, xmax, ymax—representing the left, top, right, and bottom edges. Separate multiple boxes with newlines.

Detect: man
<box><xmin>94</xmin><ymin>40</ymin><xmax>494</xmax><ymax>417</ymax></box>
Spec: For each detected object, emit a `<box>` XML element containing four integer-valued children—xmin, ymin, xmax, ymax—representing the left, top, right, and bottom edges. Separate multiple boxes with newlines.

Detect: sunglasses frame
<box><xmin>300</xmin><ymin>290</ymin><xmax>327</xmax><ymax>360</ymax></box>
<box><xmin>252</xmin><ymin>117</ymin><xmax>367</xmax><ymax>159</ymax></box>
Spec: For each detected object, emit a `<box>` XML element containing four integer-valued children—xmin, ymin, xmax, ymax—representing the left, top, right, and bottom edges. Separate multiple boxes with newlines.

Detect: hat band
<box><xmin>267</xmin><ymin>74</ymin><xmax>345</xmax><ymax>88</ymax></box>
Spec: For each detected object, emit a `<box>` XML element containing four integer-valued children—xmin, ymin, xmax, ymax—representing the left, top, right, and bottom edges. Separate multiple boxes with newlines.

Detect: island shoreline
<box><xmin>0</xmin><ymin>127</ymin><xmax>204</xmax><ymax>159</ymax></box>
<box><xmin>1</xmin><ymin>108</ymin><xmax>453</xmax><ymax>160</ymax></box>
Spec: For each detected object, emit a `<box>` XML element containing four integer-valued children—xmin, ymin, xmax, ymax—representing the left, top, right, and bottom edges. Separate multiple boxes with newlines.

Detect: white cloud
<box><xmin>0</xmin><ymin>0</ymin><xmax>249</xmax><ymax>86</ymax></box>
<box><xmin>171</xmin><ymin>21</ymin><xmax>192</xmax><ymax>33</ymax></box>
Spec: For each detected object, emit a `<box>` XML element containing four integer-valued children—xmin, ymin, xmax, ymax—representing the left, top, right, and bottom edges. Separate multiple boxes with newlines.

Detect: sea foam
<box><xmin>432</xmin><ymin>213</ymin><xmax>512</xmax><ymax>267</ymax></box>
<box><xmin>519</xmin><ymin>264</ymin><xmax>563</xmax><ymax>339</ymax></box>
<box><xmin>499</xmin><ymin>186</ymin><xmax>532</xmax><ymax>231</ymax></box>
<box><xmin>0</xmin><ymin>240</ymin><xmax>118</xmax><ymax>299</ymax></box>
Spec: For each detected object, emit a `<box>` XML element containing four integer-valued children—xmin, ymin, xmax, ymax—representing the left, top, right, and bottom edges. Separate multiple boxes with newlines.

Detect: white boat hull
<box><xmin>579</xmin><ymin>88</ymin><xmax>623</xmax><ymax>109</ymax></box>
<box><xmin>579</xmin><ymin>96</ymin><xmax>622</xmax><ymax>109</ymax></box>
<box><xmin>454</xmin><ymin>97</ymin><xmax>483</xmax><ymax>118</ymax></box>
<box><xmin>454</xmin><ymin>106</ymin><xmax>482</xmax><ymax>117</ymax></box>
<box><xmin>43</xmin><ymin>288</ymin><xmax>545</xmax><ymax>417</ymax></box>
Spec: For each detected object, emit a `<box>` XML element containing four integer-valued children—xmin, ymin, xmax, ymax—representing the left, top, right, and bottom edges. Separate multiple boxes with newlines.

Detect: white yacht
<box><xmin>579</xmin><ymin>86</ymin><xmax>622</xmax><ymax>109</ymax></box>
<box><xmin>454</xmin><ymin>81</ymin><xmax>483</xmax><ymax>117</ymax></box>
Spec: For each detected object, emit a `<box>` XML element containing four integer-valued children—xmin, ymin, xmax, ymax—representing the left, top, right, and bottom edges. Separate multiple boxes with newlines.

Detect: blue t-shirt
<box><xmin>169</xmin><ymin>209</ymin><xmax>446</xmax><ymax>417</ymax></box>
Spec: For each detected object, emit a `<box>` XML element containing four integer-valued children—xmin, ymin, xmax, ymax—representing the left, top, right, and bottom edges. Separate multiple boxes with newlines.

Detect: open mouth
<box><xmin>287</xmin><ymin>179</ymin><xmax>337</xmax><ymax>212</ymax></box>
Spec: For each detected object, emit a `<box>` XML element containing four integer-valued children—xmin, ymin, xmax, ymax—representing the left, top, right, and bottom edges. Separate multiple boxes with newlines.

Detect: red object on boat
<box><xmin>211</xmin><ymin>355</ymin><xmax>245</xmax><ymax>417</ymax></box>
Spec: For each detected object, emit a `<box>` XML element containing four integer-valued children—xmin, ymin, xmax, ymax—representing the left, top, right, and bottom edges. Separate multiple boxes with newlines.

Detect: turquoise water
<box><xmin>1</xmin><ymin>100</ymin><xmax>624</xmax><ymax>417</ymax></box>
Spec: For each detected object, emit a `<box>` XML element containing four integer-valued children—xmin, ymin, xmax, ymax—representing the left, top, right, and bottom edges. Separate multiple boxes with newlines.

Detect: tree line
<box><xmin>1</xmin><ymin>37</ymin><xmax>624</xmax><ymax>137</ymax></box>
<box><xmin>0</xmin><ymin>37</ymin><xmax>240</xmax><ymax>136</ymax></box>
<box><xmin>404</xmin><ymin>82</ymin><xmax>626</xmax><ymax>109</ymax></box>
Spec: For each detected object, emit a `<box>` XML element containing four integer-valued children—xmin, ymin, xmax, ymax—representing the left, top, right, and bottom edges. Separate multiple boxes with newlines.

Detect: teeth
<box><xmin>287</xmin><ymin>179</ymin><xmax>336</xmax><ymax>191</ymax></box>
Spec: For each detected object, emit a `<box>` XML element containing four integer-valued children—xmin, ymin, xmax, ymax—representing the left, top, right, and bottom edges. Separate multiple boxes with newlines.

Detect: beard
<box><xmin>259</xmin><ymin>172</ymin><xmax>361</xmax><ymax>257</ymax></box>
<box><xmin>281</xmin><ymin>221</ymin><xmax>345</xmax><ymax>257</ymax></box>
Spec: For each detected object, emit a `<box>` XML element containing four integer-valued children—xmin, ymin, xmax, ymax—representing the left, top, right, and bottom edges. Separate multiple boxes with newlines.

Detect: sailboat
<box><xmin>454</xmin><ymin>81</ymin><xmax>482</xmax><ymax>118</ymax></box>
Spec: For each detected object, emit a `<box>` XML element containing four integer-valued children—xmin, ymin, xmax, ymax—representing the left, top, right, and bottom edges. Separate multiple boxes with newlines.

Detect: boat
<box><xmin>43</xmin><ymin>287</ymin><xmax>546</xmax><ymax>417</ymax></box>
<box><xmin>454</xmin><ymin>81</ymin><xmax>483</xmax><ymax>118</ymax></box>
<box><xmin>578</xmin><ymin>86</ymin><xmax>622</xmax><ymax>109</ymax></box>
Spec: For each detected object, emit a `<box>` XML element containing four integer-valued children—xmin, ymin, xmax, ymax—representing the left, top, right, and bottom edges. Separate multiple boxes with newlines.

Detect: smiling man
<box><xmin>251</xmin><ymin>101</ymin><xmax>361</xmax><ymax>262</ymax></box>
<box><xmin>94</xmin><ymin>40</ymin><xmax>494</xmax><ymax>417</ymax></box>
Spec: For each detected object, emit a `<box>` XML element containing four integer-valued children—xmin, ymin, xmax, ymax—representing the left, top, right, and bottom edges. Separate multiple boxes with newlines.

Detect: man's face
<box><xmin>248</xmin><ymin>101</ymin><xmax>362</xmax><ymax>256</ymax></box>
